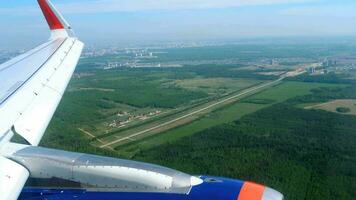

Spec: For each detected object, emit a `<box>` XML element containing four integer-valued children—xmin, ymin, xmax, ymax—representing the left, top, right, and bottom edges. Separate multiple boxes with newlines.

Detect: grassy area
<box><xmin>116</xmin><ymin>102</ymin><xmax>266</xmax><ymax>156</ymax></box>
<box><xmin>117</xmin><ymin>81</ymin><xmax>344</xmax><ymax>157</ymax></box>
<box><xmin>69</xmin><ymin>70</ymin><xmax>208</xmax><ymax>109</ymax></box>
<box><xmin>92</xmin><ymin>77</ymin><xmax>263</xmax><ymax>141</ymax></box>
<box><xmin>53</xmin><ymin>70</ymin><xmax>211</xmax><ymax>136</ymax></box>
<box><xmin>98</xmin><ymin>79</ymin><xmax>270</xmax><ymax>148</ymax></box>
<box><xmin>173</xmin><ymin>77</ymin><xmax>262</xmax><ymax>95</ymax></box>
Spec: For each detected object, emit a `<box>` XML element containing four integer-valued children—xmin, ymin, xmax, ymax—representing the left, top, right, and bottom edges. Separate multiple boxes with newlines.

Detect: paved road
<box><xmin>100</xmin><ymin>77</ymin><xmax>284</xmax><ymax>148</ymax></box>
<box><xmin>78</xmin><ymin>128</ymin><xmax>106</xmax><ymax>144</ymax></box>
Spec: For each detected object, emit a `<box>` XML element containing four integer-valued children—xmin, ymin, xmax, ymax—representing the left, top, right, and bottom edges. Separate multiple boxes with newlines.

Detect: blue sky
<box><xmin>1</xmin><ymin>0</ymin><xmax>356</xmax><ymax>49</ymax></box>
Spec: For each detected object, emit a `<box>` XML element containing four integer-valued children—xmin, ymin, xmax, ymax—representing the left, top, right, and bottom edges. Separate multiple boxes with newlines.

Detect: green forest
<box><xmin>32</xmin><ymin>43</ymin><xmax>356</xmax><ymax>200</ymax></box>
<box><xmin>133</xmin><ymin>86</ymin><xmax>356</xmax><ymax>200</ymax></box>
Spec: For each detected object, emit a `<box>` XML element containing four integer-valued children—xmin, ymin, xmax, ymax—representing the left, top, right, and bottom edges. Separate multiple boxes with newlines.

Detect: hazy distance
<box><xmin>1</xmin><ymin>0</ymin><xmax>356</xmax><ymax>49</ymax></box>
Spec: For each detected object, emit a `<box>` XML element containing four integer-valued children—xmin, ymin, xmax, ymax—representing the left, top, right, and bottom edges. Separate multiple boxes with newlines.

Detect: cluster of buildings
<box><xmin>307</xmin><ymin>58</ymin><xmax>355</xmax><ymax>75</ymax></box>
<box><xmin>108</xmin><ymin>110</ymin><xmax>162</xmax><ymax>128</ymax></box>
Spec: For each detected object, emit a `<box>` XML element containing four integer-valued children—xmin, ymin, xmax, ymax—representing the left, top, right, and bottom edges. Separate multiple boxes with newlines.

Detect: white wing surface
<box><xmin>0</xmin><ymin>0</ymin><xmax>84</xmax><ymax>199</ymax></box>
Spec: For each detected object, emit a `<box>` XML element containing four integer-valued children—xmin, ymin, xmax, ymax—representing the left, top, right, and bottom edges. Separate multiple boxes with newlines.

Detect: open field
<box><xmin>61</xmin><ymin>66</ymin><xmax>272</xmax><ymax>138</ymax></box>
<box><xmin>306</xmin><ymin>99</ymin><xmax>356</xmax><ymax>115</ymax></box>
<box><xmin>96</xmin><ymin>78</ymin><xmax>280</xmax><ymax>149</ymax></box>
<box><xmin>46</xmin><ymin>61</ymin><xmax>277</xmax><ymax>148</ymax></box>
<box><xmin>173</xmin><ymin>77</ymin><xmax>262</xmax><ymax>95</ymax></box>
<box><xmin>99</xmin><ymin>70</ymin><xmax>328</xmax><ymax>149</ymax></box>
<box><xmin>96</xmin><ymin>68</ymin><xmax>310</xmax><ymax>150</ymax></box>
<box><xmin>116</xmin><ymin>81</ymin><xmax>345</xmax><ymax>156</ymax></box>
<box><xmin>91</xmin><ymin>77</ymin><xmax>263</xmax><ymax>137</ymax></box>
<box><xmin>44</xmin><ymin>56</ymin><xmax>284</xmax><ymax>152</ymax></box>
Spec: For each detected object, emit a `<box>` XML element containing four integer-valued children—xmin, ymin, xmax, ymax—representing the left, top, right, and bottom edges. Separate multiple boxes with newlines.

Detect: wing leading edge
<box><xmin>0</xmin><ymin>1</ymin><xmax>83</xmax><ymax>199</ymax></box>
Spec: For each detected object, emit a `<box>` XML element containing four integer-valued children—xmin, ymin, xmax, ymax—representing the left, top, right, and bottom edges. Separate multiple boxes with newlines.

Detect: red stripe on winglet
<box><xmin>38</xmin><ymin>0</ymin><xmax>64</xmax><ymax>30</ymax></box>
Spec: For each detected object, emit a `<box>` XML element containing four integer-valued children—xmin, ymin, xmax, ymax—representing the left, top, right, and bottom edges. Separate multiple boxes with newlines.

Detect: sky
<box><xmin>1</xmin><ymin>0</ymin><xmax>356</xmax><ymax>49</ymax></box>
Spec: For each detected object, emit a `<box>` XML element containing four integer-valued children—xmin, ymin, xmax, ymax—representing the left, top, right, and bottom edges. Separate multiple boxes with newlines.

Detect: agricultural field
<box><xmin>305</xmin><ymin>99</ymin><xmax>356</xmax><ymax>115</ymax></box>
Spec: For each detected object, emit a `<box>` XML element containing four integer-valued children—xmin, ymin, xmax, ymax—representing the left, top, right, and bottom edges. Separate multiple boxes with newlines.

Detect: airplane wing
<box><xmin>0</xmin><ymin>0</ymin><xmax>83</xmax><ymax>199</ymax></box>
<box><xmin>0</xmin><ymin>2</ymin><xmax>284</xmax><ymax>200</ymax></box>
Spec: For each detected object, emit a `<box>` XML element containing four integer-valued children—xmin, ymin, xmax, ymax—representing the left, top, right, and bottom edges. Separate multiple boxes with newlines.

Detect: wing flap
<box><xmin>14</xmin><ymin>40</ymin><xmax>84</xmax><ymax>145</ymax></box>
<box><xmin>0</xmin><ymin>156</ymin><xmax>29</xmax><ymax>200</ymax></box>
<box><xmin>0</xmin><ymin>39</ymin><xmax>65</xmax><ymax>106</ymax></box>
<box><xmin>0</xmin><ymin>39</ymin><xmax>66</xmax><ymax>141</ymax></box>
<box><xmin>0</xmin><ymin>38</ymin><xmax>83</xmax><ymax>145</ymax></box>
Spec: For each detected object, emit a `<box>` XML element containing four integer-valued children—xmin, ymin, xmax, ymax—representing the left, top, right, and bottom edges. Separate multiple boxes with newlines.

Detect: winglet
<box><xmin>37</xmin><ymin>0</ymin><xmax>74</xmax><ymax>39</ymax></box>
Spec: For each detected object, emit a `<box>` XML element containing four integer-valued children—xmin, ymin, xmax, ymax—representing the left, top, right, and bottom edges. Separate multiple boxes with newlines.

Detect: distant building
<box><xmin>268</xmin><ymin>59</ymin><xmax>278</xmax><ymax>66</ymax></box>
<box><xmin>307</xmin><ymin>67</ymin><xmax>316</xmax><ymax>74</ymax></box>
<box><xmin>322</xmin><ymin>59</ymin><xmax>337</xmax><ymax>67</ymax></box>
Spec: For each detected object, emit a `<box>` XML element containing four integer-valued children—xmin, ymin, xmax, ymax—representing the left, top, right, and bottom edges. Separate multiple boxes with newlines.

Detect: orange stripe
<box><xmin>237</xmin><ymin>182</ymin><xmax>265</xmax><ymax>200</ymax></box>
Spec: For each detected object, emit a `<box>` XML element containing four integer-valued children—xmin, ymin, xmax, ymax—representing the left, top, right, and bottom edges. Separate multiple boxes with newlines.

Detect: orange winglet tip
<box><xmin>237</xmin><ymin>182</ymin><xmax>266</xmax><ymax>200</ymax></box>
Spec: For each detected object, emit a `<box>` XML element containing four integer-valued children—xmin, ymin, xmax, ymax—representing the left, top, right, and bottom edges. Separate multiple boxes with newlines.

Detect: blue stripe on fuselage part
<box><xmin>19</xmin><ymin>176</ymin><xmax>245</xmax><ymax>200</ymax></box>
<box><xmin>188</xmin><ymin>176</ymin><xmax>244</xmax><ymax>200</ymax></box>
